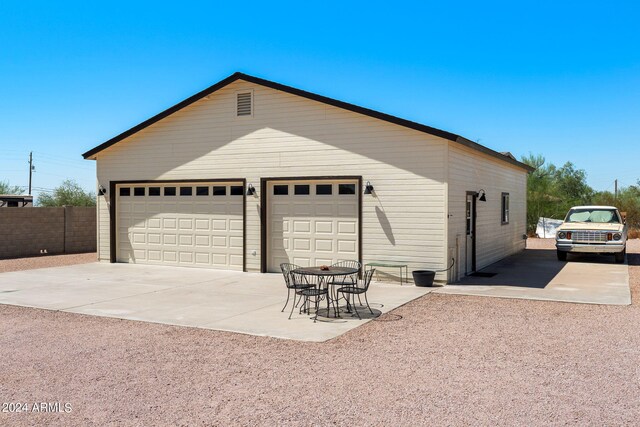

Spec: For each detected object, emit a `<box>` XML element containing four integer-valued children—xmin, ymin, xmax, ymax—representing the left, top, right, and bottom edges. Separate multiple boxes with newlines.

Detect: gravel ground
<box><xmin>1</xmin><ymin>241</ymin><xmax>639</xmax><ymax>425</ymax></box>
<box><xmin>0</xmin><ymin>253</ymin><xmax>96</xmax><ymax>273</ymax></box>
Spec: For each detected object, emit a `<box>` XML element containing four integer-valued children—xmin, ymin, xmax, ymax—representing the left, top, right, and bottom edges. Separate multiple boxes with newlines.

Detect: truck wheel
<box><xmin>557</xmin><ymin>250</ymin><xmax>567</xmax><ymax>261</ymax></box>
<box><xmin>615</xmin><ymin>249</ymin><xmax>626</xmax><ymax>264</ymax></box>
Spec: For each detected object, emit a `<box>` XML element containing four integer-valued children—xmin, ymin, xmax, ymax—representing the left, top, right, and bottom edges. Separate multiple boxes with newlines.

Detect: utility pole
<box><xmin>614</xmin><ymin>179</ymin><xmax>618</xmax><ymax>200</ymax></box>
<box><xmin>28</xmin><ymin>151</ymin><xmax>34</xmax><ymax>195</ymax></box>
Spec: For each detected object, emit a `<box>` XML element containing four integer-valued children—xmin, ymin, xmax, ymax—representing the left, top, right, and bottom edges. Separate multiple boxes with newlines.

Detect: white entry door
<box><xmin>116</xmin><ymin>182</ymin><xmax>244</xmax><ymax>270</ymax></box>
<box><xmin>267</xmin><ymin>180</ymin><xmax>359</xmax><ymax>272</ymax></box>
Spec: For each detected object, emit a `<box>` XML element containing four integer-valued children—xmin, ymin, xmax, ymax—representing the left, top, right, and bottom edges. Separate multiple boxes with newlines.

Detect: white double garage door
<box><xmin>116</xmin><ymin>182</ymin><xmax>244</xmax><ymax>270</ymax></box>
<box><xmin>116</xmin><ymin>179</ymin><xmax>359</xmax><ymax>271</ymax></box>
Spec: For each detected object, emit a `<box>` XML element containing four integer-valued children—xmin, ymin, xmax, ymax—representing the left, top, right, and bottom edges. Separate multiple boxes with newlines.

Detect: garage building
<box><xmin>83</xmin><ymin>72</ymin><xmax>533</xmax><ymax>282</ymax></box>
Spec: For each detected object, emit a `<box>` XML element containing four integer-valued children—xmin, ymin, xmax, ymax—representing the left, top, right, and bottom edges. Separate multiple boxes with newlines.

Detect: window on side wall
<box><xmin>501</xmin><ymin>193</ymin><xmax>510</xmax><ymax>225</ymax></box>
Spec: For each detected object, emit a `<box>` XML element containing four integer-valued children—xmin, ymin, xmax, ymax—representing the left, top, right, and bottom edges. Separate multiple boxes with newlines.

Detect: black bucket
<box><xmin>412</xmin><ymin>270</ymin><xmax>436</xmax><ymax>287</ymax></box>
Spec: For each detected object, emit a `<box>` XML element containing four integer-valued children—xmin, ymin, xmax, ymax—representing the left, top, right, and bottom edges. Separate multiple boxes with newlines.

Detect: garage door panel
<box><xmin>315</xmin><ymin>221</ymin><xmax>333</xmax><ymax>233</ymax></box>
<box><xmin>147</xmin><ymin>218</ymin><xmax>161</xmax><ymax>229</ymax></box>
<box><xmin>133</xmin><ymin>249</ymin><xmax>146</xmax><ymax>260</ymax></box>
<box><xmin>337</xmin><ymin>240</ymin><xmax>357</xmax><ymax>253</ymax></box>
<box><xmin>229</xmin><ymin>236</ymin><xmax>243</xmax><ymax>248</ymax></box>
<box><xmin>293</xmin><ymin>238</ymin><xmax>311</xmax><ymax>251</ymax></box>
<box><xmin>229</xmin><ymin>219</ymin><xmax>243</xmax><ymax>231</ymax></box>
<box><xmin>194</xmin><ymin>203</ymin><xmax>211</xmax><ymax>214</ymax></box>
<box><xmin>292</xmin><ymin>257</ymin><xmax>311</xmax><ymax>267</ymax></box>
<box><xmin>229</xmin><ymin>255</ymin><xmax>243</xmax><ymax>267</ymax></box>
<box><xmin>163</xmin><ymin>218</ymin><xmax>177</xmax><ymax>229</ymax></box>
<box><xmin>179</xmin><ymin>252</ymin><xmax>193</xmax><ymax>263</ymax></box>
<box><xmin>163</xmin><ymin>251</ymin><xmax>177</xmax><ymax>262</ymax></box>
<box><xmin>131</xmin><ymin>216</ymin><xmax>146</xmax><ymax>229</ymax></box>
<box><xmin>272</xmin><ymin>204</ymin><xmax>289</xmax><ymax>215</ymax></box>
<box><xmin>315</xmin><ymin>239</ymin><xmax>333</xmax><ymax>252</ymax></box>
<box><xmin>293</xmin><ymin>221</ymin><xmax>311</xmax><ymax>233</ymax></box>
<box><xmin>212</xmin><ymin>219</ymin><xmax>227</xmax><ymax>231</ymax></box>
<box><xmin>212</xmin><ymin>236</ymin><xmax>227</xmax><ymax>247</ymax></box>
<box><xmin>163</xmin><ymin>234</ymin><xmax>177</xmax><ymax>245</ymax></box>
<box><xmin>132</xmin><ymin>233</ymin><xmax>146</xmax><ymax>244</ymax></box>
<box><xmin>195</xmin><ymin>235</ymin><xmax>210</xmax><ymax>246</ymax></box>
<box><xmin>117</xmin><ymin>182</ymin><xmax>243</xmax><ymax>270</ymax></box>
<box><xmin>195</xmin><ymin>219</ymin><xmax>210</xmax><ymax>230</ymax></box>
<box><xmin>338</xmin><ymin>204</ymin><xmax>357</xmax><ymax>216</ymax></box>
<box><xmin>212</xmin><ymin>254</ymin><xmax>227</xmax><ymax>265</ymax></box>
<box><xmin>293</xmin><ymin>204</ymin><xmax>312</xmax><ymax>215</ymax></box>
<box><xmin>178</xmin><ymin>219</ymin><xmax>194</xmax><ymax>230</ymax></box>
<box><xmin>315</xmin><ymin>204</ymin><xmax>333</xmax><ymax>216</ymax></box>
<box><xmin>338</xmin><ymin>221</ymin><xmax>357</xmax><ymax>234</ymax></box>
<box><xmin>179</xmin><ymin>235</ymin><xmax>193</xmax><ymax>246</ymax></box>
<box><xmin>133</xmin><ymin>204</ymin><xmax>147</xmax><ymax>213</ymax></box>
<box><xmin>195</xmin><ymin>253</ymin><xmax>210</xmax><ymax>264</ymax></box>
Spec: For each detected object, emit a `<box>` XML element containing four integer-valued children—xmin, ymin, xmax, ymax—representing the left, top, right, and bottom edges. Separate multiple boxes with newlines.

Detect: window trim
<box><xmin>316</xmin><ymin>184</ymin><xmax>332</xmax><ymax>195</ymax></box>
<box><xmin>294</xmin><ymin>184</ymin><xmax>310</xmax><ymax>195</ymax></box>
<box><xmin>273</xmin><ymin>184</ymin><xmax>289</xmax><ymax>196</ymax></box>
<box><xmin>501</xmin><ymin>192</ymin><xmax>510</xmax><ymax>225</ymax></box>
<box><xmin>196</xmin><ymin>186</ymin><xmax>209</xmax><ymax>196</ymax></box>
<box><xmin>338</xmin><ymin>183</ymin><xmax>356</xmax><ymax>195</ymax></box>
<box><xmin>212</xmin><ymin>186</ymin><xmax>227</xmax><ymax>196</ymax></box>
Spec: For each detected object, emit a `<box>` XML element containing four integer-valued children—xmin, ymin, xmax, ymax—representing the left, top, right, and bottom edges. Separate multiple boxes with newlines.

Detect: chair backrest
<box><xmin>331</xmin><ymin>260</ymin><xmax>362</xmax><ymax>284</ymax></box>
<box><xmin>280</xmin><ymin>263</ymin><xmax>300</xmax><ymax>289</ymax></box>
<box><xmin>360</xmin><ymin>268</ymin><xmax>375</xmax><ymax>291</ymax></box>
<box><xmin>331</xmin><ymin>260</ymin><xmax>362</xmax><ymax>270</ymax></box>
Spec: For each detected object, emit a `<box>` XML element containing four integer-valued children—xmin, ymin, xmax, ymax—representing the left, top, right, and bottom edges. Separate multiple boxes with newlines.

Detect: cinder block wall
<box><xmin>0</xmin><ymin>207</ymin><xmax>96</xmax><ymax>259</ymax></box>
<box><xmin>63</xmin><ymin>207</ymin><xmax>97</xmax><ymax>253</ymax></box>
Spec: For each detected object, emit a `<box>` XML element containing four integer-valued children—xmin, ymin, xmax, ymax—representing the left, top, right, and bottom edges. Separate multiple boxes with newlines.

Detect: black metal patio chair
<box><xmin>336</xmin><ymin>268</ymin><xmax>375</xmax><ymax>320</ymax></box>
<box><xmin>289</xmin><ymin>271</ymin><xmax>329</xmax><ymax>323</ymax></box>
<box><xmin>280</xmin><ymin>263</ymin><xmax>314</xmax><ymax>315</ymax></box>
<box><xmin>329</xmin><ymin>260</ymin><xmax>361</xmax><ymax>285</ymax></box>
<box><xmin>327</xmin><ymin>260</ymin><xmax>362</xmax><ymax>312</ymax></box>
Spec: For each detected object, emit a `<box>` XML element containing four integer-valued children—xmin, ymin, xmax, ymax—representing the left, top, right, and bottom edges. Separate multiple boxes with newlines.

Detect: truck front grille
<box><xmin>572</xmin><ymin>231</ymin><xmax>608</xmax><ymax>243</ymax></box>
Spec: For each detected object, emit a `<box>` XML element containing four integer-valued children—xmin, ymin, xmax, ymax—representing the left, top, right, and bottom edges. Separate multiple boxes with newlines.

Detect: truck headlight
<box><xmin>558</xmin><ymin>231</ymin><xmax>566</xmax><ymax>239</ymax></box>
<box><xmin>613</xmin><ymin>233</ymin><xmax>622</xmax><ymax>241</ymax></box>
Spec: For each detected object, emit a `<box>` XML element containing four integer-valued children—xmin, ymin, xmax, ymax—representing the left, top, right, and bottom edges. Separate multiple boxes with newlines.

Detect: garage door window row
<box><xmin>119</xmin><ymin>185</ymin><xmax>244</xmax><ymax>197</ymax></box>
<box><xmin>273</xmin><ymin>183</ymin><xmax>356</xmax><ymax>196</ymax></box>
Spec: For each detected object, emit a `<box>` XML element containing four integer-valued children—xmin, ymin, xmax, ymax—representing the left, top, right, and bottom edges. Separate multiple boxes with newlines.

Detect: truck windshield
<box><xmin>565</xmin><ymin>208</ymin><xmax>620</xmax><ymax>223</ymax></box>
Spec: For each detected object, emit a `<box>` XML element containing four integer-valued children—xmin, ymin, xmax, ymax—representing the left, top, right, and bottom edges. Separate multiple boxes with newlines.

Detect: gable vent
<box><xmin>237</xmin><ymin>92</ymin><xmax>252</xmax><ymax>116</ymax></box>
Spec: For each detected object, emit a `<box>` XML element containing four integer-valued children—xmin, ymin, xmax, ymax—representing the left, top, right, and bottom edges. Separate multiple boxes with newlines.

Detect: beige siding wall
<box><xmin>447</xmin><ymin>143</ymin><xmax>527</xmax><ymax>281</ymax></box>
<box><xmin>96</xmin><ymin>179</ymin><xmax>110</xmax><ymax>260</ymax></box>
<box><xmin>94</xmin><ymin>80</ymin><xmax>449</xmax><ymax>275</ymax></box>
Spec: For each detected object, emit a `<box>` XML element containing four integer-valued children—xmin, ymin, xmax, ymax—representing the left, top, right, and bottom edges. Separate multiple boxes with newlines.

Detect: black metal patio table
<box><xmin>292</xmin><ymin>266</ymin><xmax>359</xmax><ymax>318</ymax></box>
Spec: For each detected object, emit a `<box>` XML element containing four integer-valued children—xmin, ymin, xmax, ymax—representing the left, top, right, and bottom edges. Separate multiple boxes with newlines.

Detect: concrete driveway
<box><xmin>436</xmin><ymin>249</ymin><xmax>630</xmax><ymax>305</ymax></box>
<box><xmin>0</xmin><ymin>263</ymin><xmax>431</xmax><ymax>342</ymax></box>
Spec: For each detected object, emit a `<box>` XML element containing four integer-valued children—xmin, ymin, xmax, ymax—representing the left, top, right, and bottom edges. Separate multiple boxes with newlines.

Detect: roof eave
<box><xmin>455</xmin><ymin>137</ymin><xmax>535</xmax><ymax>172</ymax></box>
<box><xmin>82</xmin><ymin>72</ymin><xmax>245</xmax><ymax>159</ymax></box>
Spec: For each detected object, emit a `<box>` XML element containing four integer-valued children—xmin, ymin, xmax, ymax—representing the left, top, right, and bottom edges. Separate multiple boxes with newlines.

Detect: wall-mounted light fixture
<box><xmin>246</xmin><ymin>183</ymin><xmax>256</xmax><ymax>196</ymax></box>
<box><xmin>477</xmin><ymin>189</ymin><xmax>487</xmax><ymax>202</ymax></box>
<box><xmin>364</xmin><ymin>181</ymin><xmax>375</xmax><ymax>195</ymax></box>
<box><xmin>98</xmin><ymin>185</ymin><xmax>107</xmax><ymax>196</ymax></box>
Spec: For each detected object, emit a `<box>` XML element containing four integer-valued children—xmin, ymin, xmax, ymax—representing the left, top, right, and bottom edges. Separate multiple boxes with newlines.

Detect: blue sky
<box><xmin>1</xmin><ymin>1</ymin><xmax>638</xmax><ymax>199</ymax></box>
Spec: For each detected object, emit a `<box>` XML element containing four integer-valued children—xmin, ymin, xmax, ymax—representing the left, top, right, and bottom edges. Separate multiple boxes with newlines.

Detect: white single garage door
<box><xmin>267</xmin><ymin>179</ymin><xmax>359</xmax><ymax>272</ymax></box>
<box><xmin>116</xmin><ymin>182</ymin><xmax>244</xmax><ymax>270</ymax></box>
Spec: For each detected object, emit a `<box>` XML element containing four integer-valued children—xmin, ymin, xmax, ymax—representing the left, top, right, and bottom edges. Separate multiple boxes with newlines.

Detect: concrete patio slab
<box><xmin>0</xmin><ymin>263</ymin><xmax>432</xmax><ymax>341</ymax></box>
<box><xmin>435</xmin><ymin>249</ymin><xmax>630</xmax><ymax>305</ymax></box>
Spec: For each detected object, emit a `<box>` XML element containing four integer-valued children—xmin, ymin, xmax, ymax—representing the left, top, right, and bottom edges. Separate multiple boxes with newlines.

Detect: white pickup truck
<box><xmin>555</xmin><ymin>206</ymin><xmax>627</xmax><ymax>263</ymax></box>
